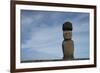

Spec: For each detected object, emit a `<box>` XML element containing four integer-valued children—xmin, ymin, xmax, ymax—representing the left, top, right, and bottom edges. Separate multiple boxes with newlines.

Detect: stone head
<box><xmin>62</xmin><ymin>22</ymin><xmax>73</xmax><ymax>40</ymax></box>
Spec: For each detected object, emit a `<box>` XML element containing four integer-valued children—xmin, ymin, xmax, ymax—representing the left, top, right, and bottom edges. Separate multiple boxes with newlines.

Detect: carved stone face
<box><xmin>63</xmin><ymin>31</ymin><xmax>72</xmax><ymax>40</ymax></box>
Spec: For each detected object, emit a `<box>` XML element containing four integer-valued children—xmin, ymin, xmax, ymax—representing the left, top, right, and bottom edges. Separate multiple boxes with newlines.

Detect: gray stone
<box><xmin>62</xmin><ymin>40</ymin><xmax>74</xmax><ymax>60</ymax></box>
<box><xmin>62</xmin><ymin>21</ymin><xmax>74</xmax><ymax>60</ymax></box>
<box><xmin>63</xmin><ymin>31</ymin><xmax>72</xmax><ymax>40</ymax></box>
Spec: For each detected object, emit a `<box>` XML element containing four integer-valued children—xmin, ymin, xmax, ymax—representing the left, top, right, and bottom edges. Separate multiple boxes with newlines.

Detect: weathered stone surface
<box><xmin>63</xmin><ymin>31</ymin><xmax>72</xmax><ymax>40</ymax></box>
<box><xmin>62</xmin><ymin>21</ymin><xmax>74</xmax><ymax>60</ymax></box>
<box><xmin>62</xmin><ymin>40</ymin><xmax>74</xmax><ymax>60</ymax></box>
<box><xmin>63</xmin><ymin>22</ymin><xmax>73</xmax><ymax>31</ymax></box>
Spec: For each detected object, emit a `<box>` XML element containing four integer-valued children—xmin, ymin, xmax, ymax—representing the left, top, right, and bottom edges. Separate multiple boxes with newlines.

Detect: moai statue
<box><xmin>62</xmin><ymin>21</ymin><xmax>74</xmax><ymax>60</ymax></box>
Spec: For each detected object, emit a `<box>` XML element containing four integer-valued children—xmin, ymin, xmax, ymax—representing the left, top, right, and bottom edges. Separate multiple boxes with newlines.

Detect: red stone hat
<box><xmin>63</xmin><ymin>21</ymin><xmax>73</xmax><ymax>31</ymax></box>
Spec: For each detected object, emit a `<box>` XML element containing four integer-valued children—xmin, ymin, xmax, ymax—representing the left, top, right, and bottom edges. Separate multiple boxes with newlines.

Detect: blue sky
<box><xmin>21</xmin><ymin>10</ymin><xmax>90</xmax><ymax>61</ymax></box>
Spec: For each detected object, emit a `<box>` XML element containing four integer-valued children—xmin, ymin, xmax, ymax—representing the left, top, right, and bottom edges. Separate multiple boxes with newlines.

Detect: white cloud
<box><xmin>21</xmin><ymin>24</ymin><xmax>63</xmax><ymax>58</ymax></box>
